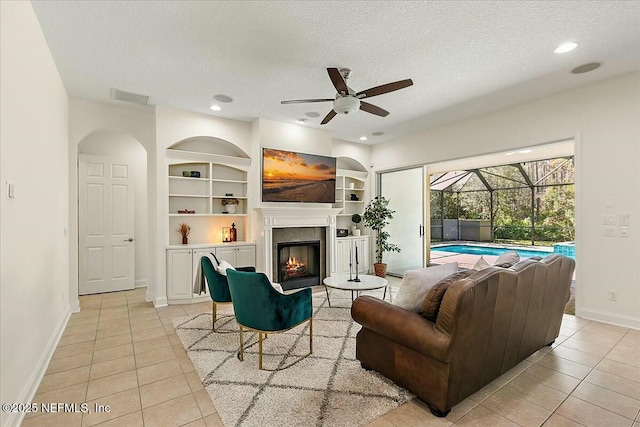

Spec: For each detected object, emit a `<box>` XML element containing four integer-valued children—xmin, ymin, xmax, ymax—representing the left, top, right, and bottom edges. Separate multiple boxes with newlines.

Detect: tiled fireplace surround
<box><xmin>257</xmin><ymin>207</ymin><xmax>343</xmax><ymax>284</ymax></box>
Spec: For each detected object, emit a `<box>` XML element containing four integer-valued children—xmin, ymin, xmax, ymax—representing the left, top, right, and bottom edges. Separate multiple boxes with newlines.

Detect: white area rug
<box><xmin>173</xmin><ymin>289</ymin><xmax>412</xmax><ymax>427</ymax></box>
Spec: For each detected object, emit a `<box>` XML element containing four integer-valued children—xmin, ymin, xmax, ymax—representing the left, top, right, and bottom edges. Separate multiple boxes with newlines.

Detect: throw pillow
<box><xmin>494</xmin><ymin>250</ymin><xmax>520</xmax><ymax>266</ymax></box>
<box><xmin>217</xmin><ymin>260</ymin><xmax>236</xmax><ymax>276</ymax></box>
<box><xmin>271</xmin><ymin>282</ymin><xmax>284</xmax><ymax>293</ymax></box>
<box><xmin>393</xmin><ymin>262</ymin><xmax>458</xmax><ymax>312</ymax></box>
<box><xmin>472</xmin><ymin>256</ymin><xmax>491</xmax><ymax>270</ymax></box>
<box><xmin>419</xmin><ymin>269</ymin><xmax>476</xmax><ymax>322</ymax></box>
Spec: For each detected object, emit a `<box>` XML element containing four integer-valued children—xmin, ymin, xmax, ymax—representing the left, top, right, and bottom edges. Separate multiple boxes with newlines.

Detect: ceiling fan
<box><xmin>281</xmin><ymin>68</ymin><xmax>413</xmax><ymax>125</ymax></box>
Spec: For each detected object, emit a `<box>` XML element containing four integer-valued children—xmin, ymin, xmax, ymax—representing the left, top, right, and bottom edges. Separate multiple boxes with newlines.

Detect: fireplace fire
<box><xmin>276</xmin><ymin>240</ymin><xmax>320</xmax><ymax>290</ymax></box>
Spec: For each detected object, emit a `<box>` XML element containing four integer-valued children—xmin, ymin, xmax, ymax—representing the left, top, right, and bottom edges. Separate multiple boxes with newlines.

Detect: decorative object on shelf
<box><xmin>190</xmin><ymin>171</ymin><xmax>201</xmax><ymax>178</ymax></box>
<box><xmin>351</xmin><ymin>213</ymin><xmax>362</xmax><ymax>236</ymax></box>
<box><xmin>350</xmin><ymin>193</ymin><xmax>359</xmax><ymax>201</ymax></box>
<box><xmin>225</xmin><ymin>193</ymin><xmax>234</xmax><ymax>196</ymax></box>
<box><xmin>349</xmin><ymin>182</ymin><xmax>355</xmax><ymax>189</ymax></box>
<box><xmin>336</xmin><ymin>229</ymin><xmax>348</xmax><ymax>237</ymax></box>
<box><xmin>223</xmin><ymin>227</ymin><xmax>231</xmax><ymax>242</ymax></box>
<box><xmin>183</xmin><ymin>171</ymin><xmax>191</xmax><ymax>177</ymax></box>
<box><xmin>230</xmin><ymin>223</ymin><xmax>237</xmax><ymax>242</ymax></box>
<box><xmin>177</xmin><ymin>209</ymin><xmax>195</xmax><ymax>214</ymax></box>
<box><xmin>221</xmin><ymin>197</ymin><xmax>239</xmax><ymax>214</ymax></box>
<box><xmin>178</xmin><ymin>222</ymin><xmax>191</xmax><ymax>245</ymax></box>
<box><xmin>363</xmin><ymin>196</ymin><xmax>401</xmax><ymax>277</ymax></box>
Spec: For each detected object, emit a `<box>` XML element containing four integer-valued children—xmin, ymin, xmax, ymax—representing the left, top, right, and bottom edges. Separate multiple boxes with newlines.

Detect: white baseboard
<box><xmin>154</xmin><ymin>296</ymin><xmax>168</xmax><ymax>308</ymax></box>
<box><xmin>3</xmin><ymin>307</ymin><xmax>71</xmax><ymax>427</ymax></box>
<box><xmin>581</xmin><ymin>308</ymin><xmax>640</xmax><ymax>330</ymax></box>
<box><xmin>135</xmin><ymin>279</ymin><xmax>147</xmax><ymax>288</ymax></box>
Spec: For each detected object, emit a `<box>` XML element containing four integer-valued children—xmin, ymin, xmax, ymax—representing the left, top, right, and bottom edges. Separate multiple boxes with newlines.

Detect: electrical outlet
<box><xmin>603</xmin><ymin>226</ymin><xmax>616</xmax><ymax>237</ymax></box>
<box><xmin>608</xmin><ymin>290</ymin><xmax>617</xmax><ymax>301</ymax></box>
<box><xmin>603</xmin><ymin>215</ymin><xmax>616</xmax><ymax>225</ymax></box>
<box><xmin>619</xmin><ymin>213</ymin><xmax>630</xmax><ymax>226</ymax></box>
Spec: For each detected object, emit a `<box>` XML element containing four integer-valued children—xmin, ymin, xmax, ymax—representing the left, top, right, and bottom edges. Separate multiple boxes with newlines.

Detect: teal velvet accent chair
<box><xmin>201</xmin><ymin>257</ymin><xmax>255</xmax><ymax>331</ymax></box>
<box><xmin>226</xmin><ymin>269</ymin><xmax>313</xmax><ymax>370</ymax></box>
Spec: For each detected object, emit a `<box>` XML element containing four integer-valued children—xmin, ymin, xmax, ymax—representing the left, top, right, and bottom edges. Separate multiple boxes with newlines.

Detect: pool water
<box><xmin>431</xmin><ymin>244</ymin><xmax>573</xmax><ymax>259</ymax></box>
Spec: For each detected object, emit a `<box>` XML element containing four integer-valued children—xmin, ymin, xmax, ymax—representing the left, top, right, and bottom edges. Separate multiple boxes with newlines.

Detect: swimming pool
<box><xmin>431</xmin><ymin>244</ymin><xmax>572</xmax><ymax>259</ymax></box>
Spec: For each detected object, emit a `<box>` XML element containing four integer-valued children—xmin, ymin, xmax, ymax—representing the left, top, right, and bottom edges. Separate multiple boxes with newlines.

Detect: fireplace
<box><xmin>277</xmin><ymin>240</ymin><xmax>320</xmax><ymax>290</ymax></box>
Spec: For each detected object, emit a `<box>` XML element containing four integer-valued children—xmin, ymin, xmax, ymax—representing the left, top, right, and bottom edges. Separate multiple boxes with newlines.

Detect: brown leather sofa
<box><xmin>351</xmin><ymin>254</ymin><xmax>575</xmax><ymax>417</ymax></box>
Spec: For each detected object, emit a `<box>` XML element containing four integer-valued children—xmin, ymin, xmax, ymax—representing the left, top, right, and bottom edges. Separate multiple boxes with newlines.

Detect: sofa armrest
<box><xmin>351</xmin><ymin>296</ymin><xmax>452</xmax><ymax>362</ymax></box>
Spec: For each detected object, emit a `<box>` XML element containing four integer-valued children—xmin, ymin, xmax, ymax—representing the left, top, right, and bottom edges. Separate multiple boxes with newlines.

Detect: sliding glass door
<box><xmin>379</xmin><ymin>167</ymin><xmax>425</xmax><ymax>276</ymax></box>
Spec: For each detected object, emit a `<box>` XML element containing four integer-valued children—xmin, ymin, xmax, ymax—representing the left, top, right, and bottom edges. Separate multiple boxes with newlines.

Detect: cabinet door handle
<box><xmin>124</xmin><ymin>237</ymin><xmax>134</xmax><ymax>242</ymax></box>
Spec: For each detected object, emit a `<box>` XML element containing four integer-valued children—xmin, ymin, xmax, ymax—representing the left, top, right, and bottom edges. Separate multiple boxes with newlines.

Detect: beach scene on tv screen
<box><xmin>263</xmin><ymin>148</ymin><xmax>336</xmax><ymax>202</ymax></box>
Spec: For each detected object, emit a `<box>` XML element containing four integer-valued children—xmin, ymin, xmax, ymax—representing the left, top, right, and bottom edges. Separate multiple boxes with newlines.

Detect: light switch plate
<box><xmin>603</xmin><ymin>215</ymin><xmax>616</xmax><ymax>225</ymax></box>
<box><xmin>603</xmin><ymin>226</ymin><xmax>616</xmax><ymax>237</ymax></box>
<box><xmin>619</xmin><ymin>213</ymin><xmax>630</xmax><ymax>226</ymax></box>
<box><xmin>619</xmin><ymin>227</ymin><xmax>629</xmax><ymax>237</ymax></box>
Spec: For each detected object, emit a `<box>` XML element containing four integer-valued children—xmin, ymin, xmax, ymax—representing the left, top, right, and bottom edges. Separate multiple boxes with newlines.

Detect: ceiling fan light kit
<box><xmin>281</xmin><ymin>67</ymin><xmax>413</xmax><ymax>125</ymax></box>
<box><xmin>334</xmin><ymin>96</ymin><xmax>360</xmax><ymax>115</ymax></box>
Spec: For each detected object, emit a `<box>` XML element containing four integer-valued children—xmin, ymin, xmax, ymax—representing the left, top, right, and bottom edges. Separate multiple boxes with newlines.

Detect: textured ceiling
<box><xmin>32</xmin><ymin>1</ymin><xmax>640</xmax><ymax>144</ymax></box>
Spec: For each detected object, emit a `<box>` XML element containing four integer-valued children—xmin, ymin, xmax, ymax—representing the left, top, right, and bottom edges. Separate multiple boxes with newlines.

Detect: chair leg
<box><xmin>309</xmin><ymin>318</ymin><xmax>313</xmax><ymax>354</ymax></box>
<box><xmin>212</xmin><ymin>302</ymin><xmax>216</xmax><ymax>331</ymax></box>
<box><xmin>258</xmin><ymin>332</ymin><xmax>263</xmax><ymax>370</ymax></box>
<box><xmin>238</xmin><ymin>325</ymin><xmax>244</xmax><ymax>362</ymax></box>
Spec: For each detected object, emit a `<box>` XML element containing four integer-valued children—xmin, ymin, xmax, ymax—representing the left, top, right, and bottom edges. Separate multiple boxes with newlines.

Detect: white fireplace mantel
<box><xmin>256</xmin><ymin>207</ymin><xmax>343</xmax><ymax>280</ymax></box>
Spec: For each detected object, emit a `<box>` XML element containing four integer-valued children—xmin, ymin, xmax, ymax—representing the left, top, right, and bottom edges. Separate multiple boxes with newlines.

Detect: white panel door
<box><xmin>235</xmin><ymin>245</ymin><xmax>256</xmax><ymax>268</ymax></box>
<box><xmin>380</xmin><ymin>167</ymin><xmax>425</xmax><ymax>276</ymax></box>
<box><xmin>79</xmin><ymin>154</ymin><xmax>135</xmax><ymax>295</ymax></box>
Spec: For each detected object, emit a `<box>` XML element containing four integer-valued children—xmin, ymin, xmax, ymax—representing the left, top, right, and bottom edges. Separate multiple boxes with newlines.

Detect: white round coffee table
<box><xmin>323</xmin><ymin>274</ymin><xmax>389</xmax><ymax>307</ymax></box>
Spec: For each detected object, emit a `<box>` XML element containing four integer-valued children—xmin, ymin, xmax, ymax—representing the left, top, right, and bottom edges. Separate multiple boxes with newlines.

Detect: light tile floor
<box><xmin>22</xmin><ymin>282</ymin><xmax>640</xmax><ymax>427</ymax></box>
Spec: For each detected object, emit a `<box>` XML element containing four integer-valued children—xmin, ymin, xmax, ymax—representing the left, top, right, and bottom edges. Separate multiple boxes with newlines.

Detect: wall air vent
<box><xmin>110</xmin><ymin>88</ymin><xmax>150</xmax><ymax>105</ymax></box>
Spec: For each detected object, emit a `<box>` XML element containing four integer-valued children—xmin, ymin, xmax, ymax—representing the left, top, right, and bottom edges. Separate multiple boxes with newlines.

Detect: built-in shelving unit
<box><xmin>168</xmin><ymin>162</ymin><xmax>248</xmax><ymax>216</ymax></box>
<box><xmin>333</xmin><ymin>170</ymin><xmax>368</xmax><ymax>235</ymax></box>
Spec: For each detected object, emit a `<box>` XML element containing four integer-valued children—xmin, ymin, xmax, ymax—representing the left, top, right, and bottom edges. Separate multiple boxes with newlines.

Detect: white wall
<box><xmin>372</xmin><ymin>72</ymin><xmax>640</xmax><ymax>328</ymax></box>
<box><xmin>78</xmin><ymin>132</ymin><xmax>148</xmax><ymax>287</ymax></box>
<box><xmin>69</xmin><ymin>99</ymin><xmax>156</xmax><ymax>303</ymax></box>
<box><xmin>0</xmin><ymin>2</ymin><xmax>69</xmax><ymax>426</ymax></box>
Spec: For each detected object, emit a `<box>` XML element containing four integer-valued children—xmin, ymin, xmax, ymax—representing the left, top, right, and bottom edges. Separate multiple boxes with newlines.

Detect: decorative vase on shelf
<box><xmin>182</xmin><ymin>236</ymin><xmax>188</xmax><ymax>245</ymax></box>
<box><xmin>226</xmin><ymin>204</ymin><xmax>236</xmax><ymax>214</ymax></box>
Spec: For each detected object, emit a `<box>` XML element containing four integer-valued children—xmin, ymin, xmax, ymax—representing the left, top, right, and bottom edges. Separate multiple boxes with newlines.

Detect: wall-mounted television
<box><xmin>262</xmin><ymin>148</ymin><xmax>336</xmax><ymax>203</ymax></box>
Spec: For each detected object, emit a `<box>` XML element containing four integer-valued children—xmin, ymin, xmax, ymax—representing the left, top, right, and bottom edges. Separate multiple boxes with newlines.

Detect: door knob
<box><xmin>124</xmin><ymin>238</ymin><xmax>134</xmax><ymax>242</ymax></box>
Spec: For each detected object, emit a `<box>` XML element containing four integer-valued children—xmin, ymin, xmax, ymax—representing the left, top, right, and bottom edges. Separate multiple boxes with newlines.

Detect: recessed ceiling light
<box><xmin>554</xmin><ymin>42</ymin><xmax>578</xmax><ymax>54</ymax></box>
<box><xmin>214</xmin><ymin>94</ymin><xmax>233</xmax><ymax>103</ymax></box>
<box><xmin>296</xmin><ymin>118</ymin><xmax>308</xmax><ymax>124</ymax></box>
<box><xmin>372</xmin><ymin>131</ymin><xmax>384</xmax><ymax>136</ymax></box>
<box><xmin>359</xmin><ymin>136</ymin><xmax>368</xmax><ymax>141</ymax></box>
<box><xmin>209</xmin><ymin>104</ymin><xmax>221</xmax><ymax>111</ymax></box>
<box><xmin>572</xmin><ymin>62</ymin><xmax>602</xmax><ymax>74</ymax></box>
<box><xmin>305</xmin><ymin>112</ymin><xmax>321</xmax><ymax>118</ymax></box>
<box><xmin>505</xmin><ymin>152</ymin><xmax>516</xmax><ymax>156</ymax></box>
<box><xmin>517</xmin><ymin>149</ymin><xmax>533</xmax><ymax>154</ymax></box>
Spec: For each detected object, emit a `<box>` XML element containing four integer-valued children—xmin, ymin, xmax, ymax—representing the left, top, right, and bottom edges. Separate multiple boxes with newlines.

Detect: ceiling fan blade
<box><xmin>320</xmin><ymin>110</ymin><xmax>337</xmax><ymax>125</ymax></box>
<box><xmin>360</xmin><ymin>101</ymin><xmax>389</xmax><ymax>117</ymax></box>
<box><xmin>281</xmin><ymin>98</ymin><xmax>334</xmax><ymax>104</ymax></box>
<box><xmin>327</xmin><ymin>68</ymin><xmax>348</xmax><ymax>95</ymax></box>
<box><xmin>356</xmin><ymin>79</ymin><xmax>413</xmax><ymax>98</ymax></box>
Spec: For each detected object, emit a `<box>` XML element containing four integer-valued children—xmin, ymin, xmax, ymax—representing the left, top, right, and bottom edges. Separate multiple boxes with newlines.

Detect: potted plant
<box><xmin>221</xmin><ymin>197</ymin><xmax>240</xmax><ymax>214</ymax></box>
<box><xmin>178</xmin><ymin>222</ymin><xmax>191</xmax><ymax>245</ymax></box>
<box><xmin>362</xmin><ymin>196</ymin><xmax>400</xmax><ymax>277</ymax></box>
<box><xmin>351</xmin><ymin>213</ymin><xmax>362</xmax><ymax>236</ymax></box>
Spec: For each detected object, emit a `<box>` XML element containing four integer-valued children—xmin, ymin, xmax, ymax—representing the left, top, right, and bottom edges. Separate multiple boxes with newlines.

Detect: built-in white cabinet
<box><xmin>335</xmin><ymin>236</ymin><xmax>370</xmax><ymax>275</ymax></box>
<box><xmin>166</xmin><ymin>243</ymin><xmax>256</xmax><ymax>304</ymax></box>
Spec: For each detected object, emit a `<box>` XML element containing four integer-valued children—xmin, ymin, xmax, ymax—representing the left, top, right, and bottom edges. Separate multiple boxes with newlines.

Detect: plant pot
<box><xmin>373</xmin><ymin>263</ymin><xmax>387</xmax><ymax>278</ymax></box>
<box><xmin>225</xmin><ymin>204</ymin><xmax>237</xmax><ymax>214</ymax></box>
<box><xmin>182</xmin><ymin>236</ymin><xmax>188</xmax><ymax>245</ymax></box>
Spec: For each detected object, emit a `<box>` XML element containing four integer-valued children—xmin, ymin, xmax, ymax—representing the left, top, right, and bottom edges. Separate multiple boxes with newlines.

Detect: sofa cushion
<box><xmin>393</xmin><ymin>263</ymin><xmax>458</xmax><ymax>312</ymax></box>
<box><xmin>419</xmin><ymin>269</ymin><xmax>476</xmax><ymax>321</ymax></box>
